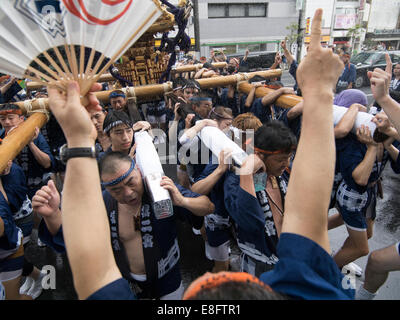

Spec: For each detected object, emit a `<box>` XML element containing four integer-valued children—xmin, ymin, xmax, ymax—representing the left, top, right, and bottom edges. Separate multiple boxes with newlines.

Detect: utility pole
<box><xmin>296</xmin><ymin>0</ymin><xmax>304</xmax><ymax>62</ymax></box>
<box><xmin>193</xmin><ymin>0</ymin><xmax>201</xmax><ymax>56</ymax></box>
<box><xmin>330</xmin><ymin>0</ymin><xmax>337</xmax><ymax>48</ymax></box>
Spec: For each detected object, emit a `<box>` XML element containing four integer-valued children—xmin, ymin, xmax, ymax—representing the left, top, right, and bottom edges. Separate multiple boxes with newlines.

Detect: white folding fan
<box><xmin>0</xmin><ymin>0</ymin><xmax>162</xmax><ymax>96</ymax></box>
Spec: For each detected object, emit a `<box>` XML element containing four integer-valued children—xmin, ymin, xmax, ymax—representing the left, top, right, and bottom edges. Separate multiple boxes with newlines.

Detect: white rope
<box><xmin>24</xmin><ymin>100</ymin><xmax>33</xmax><ymax>114</ymax></box>
<box><xmin>27</xmin><ymin>98</ymin><xmax>50</xmax><ymax>121</ymax></box>
<box><xmin>38</xmin><ymin>98</ymin><xmax>46</xmax><ymax>110</ymax></box>
<box><xmin>234</xmin><ymin>73</ymin><xmax>243</xmax><ymax>84</ymax></box>
<box><xmin>162</xmin><ymin>82</ymin><xmax>171</xmax><ymax>93</ymax></box>
<box><xmin>125</xmin><ymin>86</ymin><xmax>137</xmax><ymax>103</ymax></box>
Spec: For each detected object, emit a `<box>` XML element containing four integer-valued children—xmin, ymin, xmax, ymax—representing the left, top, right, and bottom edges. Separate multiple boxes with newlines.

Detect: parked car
<box><xmin>226</xmin><ymin>51</ymin><xmax>277</xmax><ymax>71</ymax></box>
<box><xmin>350</xmin><ymin>50</ymin><xmax>400</xmax><ymax>88</ymax></box>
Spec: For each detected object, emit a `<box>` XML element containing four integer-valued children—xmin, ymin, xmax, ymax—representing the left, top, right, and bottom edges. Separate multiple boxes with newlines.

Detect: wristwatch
<box><xmin>59</xmin><ymin>144</ymin><xmax>97</xmax><ymax>164</ymax></box>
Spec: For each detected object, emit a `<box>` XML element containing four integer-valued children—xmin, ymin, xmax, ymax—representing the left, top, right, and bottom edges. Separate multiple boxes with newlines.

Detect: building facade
<box><xmin>365</xmin><ymin>0</ymin><xmax>400</xmax><ymax>50</ymax></box>
<box><xmin>196</xmin><ymin>0</ymin><xmax>299</xmax><ymax>58</ymax></box>
<box><xmin>298</xmin><ymin>0</ymin><xmax>400</xmax><ymax>59</ymax></box>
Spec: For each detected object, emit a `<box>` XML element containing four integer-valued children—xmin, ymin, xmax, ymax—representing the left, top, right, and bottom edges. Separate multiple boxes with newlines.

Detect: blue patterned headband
<box><xmin>109</xmin><ymin>92</ymin><xmax>126</xmax><ymax>99</ymax></box>
<box><xmin>103</xmin><ymin>120</ymin><xmax>131</xmax><ymax>134</ymax></box>
<box><xmin>101</xmin><ymin>160</ymin><xmax>136</xmax><ymax>187</ymax></box>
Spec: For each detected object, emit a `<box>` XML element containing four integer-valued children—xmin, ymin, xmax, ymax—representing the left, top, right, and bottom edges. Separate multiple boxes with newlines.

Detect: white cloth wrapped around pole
<box><xmin>198</xmin><ymin>126</ymin><xmax>248</xmax><ymax>167</ymax></box>
<box><xmin>135</xmin><ymin>131</ymin><xmax>173</xmax><ymax>220</ymax></box>
<box><xmin>333</xmin><ymin>105</ymin><xmax>376</xmax><ymax>136</ymax></box>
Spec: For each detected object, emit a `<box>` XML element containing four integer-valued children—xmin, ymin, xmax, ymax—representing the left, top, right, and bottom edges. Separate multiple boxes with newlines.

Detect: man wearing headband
<box><xmin>109</xmin><ymin>90</ymin><xmax>142</xmax><ymax>123</ymax></box>
<box><xmin>96</xmin><ymin>152</ymin><xmax>213</xmax><ymax>299</ymax></box>
<box><xmin>186</xmin><ymin>9</ymin><xmax>354</xmax><ymax>300</ymax></box>
<box><xmin>109</xmin><ymin>90</ymin><xmax>127</xmax><ymax>111</ymax></box>
<box><xmin>101</xmin><ymin>110</ymin><xmax>134</xmax><ymax>158</ymax></box>
<box><xmin>182</xmin><ymin>79</ymin><xmax>200</xmax><ymax>102</ymax></box>
<box><xmin>189</xmin><ymin>92</ymin><xmax>213</xmax><ymax>120</ymax></box>
<box><xmin>224</xmin><ymin>121</ymin><xmax>297</xmax><ymax>277</ymax></box>
<box><xmin>0</xmin><ymin>104</ymin><xmax>23</xmax><ymax>138</ymax></box>
<box><xmin>183</xmin><ymin>271</ymin><xmax>285</xmax><ymax>300</ymax></box>
<box><xmin>89</xmin><ymin>108</ymin><xmax>110</xmax><ymax>154</ymax></box>
<box><xmin>356</xmin><ymin>57</ymin><xmax>400</xmax><ymax>300</ymax></box>
<box><xmin>332</xmin><ymin>115</ymin><xmax>400</xmax><ymax>275</ymax></box>
<box><xmin>336</xmin><ymin>50</ymin><xmax>356</xmax><ymax>94</ymax></box>
<box><xmin>0</xmin><ymin>104</ymin><xmax>54</xmax><ymax>199</ymax></box>
<box><xmin>33</xmin><ymin>81</ymin><xmax>214</xmax><ymax>300</ymax></box>
<box><xmin>165</xmin><ymin>77</ymin><xmax>187</xmax><ymax>124</ymax></box>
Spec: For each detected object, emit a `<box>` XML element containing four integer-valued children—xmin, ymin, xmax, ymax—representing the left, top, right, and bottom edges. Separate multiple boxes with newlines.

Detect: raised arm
<box><xmin>179</xmin><ymin>119</ymin><xmax>218</xmax><ymax>145</ymax></box>
<box><xmin>242</xmin><ymin>49</ymin><xmax>249</xmax><ymax>62</ymax></box>
<box><xmin>48</xmin><ymin>82</ymin><xmax>123</xmax><ymax>300</ymax></box>
<box><xmin>191</xmin><ymin>149</ymin><xmax>232</xmax><ymax>195</ymax></box>
<box><xmin>261</xmin><ymin>87</ymin><xmax>295</xmax><ymax>107</ymax></box>
<box><xmin>270</xmin><ymin>52</ymin><xmax>282</xmax><ymax>70</ymax></box>
<box><xmin>369</xmin><ymin>54</ymin><xmax>400</xmax><ymax>134</ymax></box>
<box><xmin>281</xmin><ymin>40</ymin><xmax>294</xmax><ymax>66</ymax></box>
<box><xmin>0</xmin><ymin>77</ymin><xmax>16</xmax><ymax>95</ymax></box>
<box><xmin>28</xmin><ymin>129</ymin><xmax>52</xmax><ymax>169</ymax></box>
<box><xmin>281</xmin><ymin>9</ymin><xmax>344</xmax><ymax>253</ymax></box>
<box><xmin>333</xmin><ymin>103</ymin><xmax>360</xmax><ymax>138</ymax></box>
<box><xmin>244</xmin><ymin>84</ymin><xmax>260</xmax><ymax>108</ymax></box>
<box><xmin>351</xmin><ymin>126</ymin><xmax>378</xmax><ymax>186</ymax></box>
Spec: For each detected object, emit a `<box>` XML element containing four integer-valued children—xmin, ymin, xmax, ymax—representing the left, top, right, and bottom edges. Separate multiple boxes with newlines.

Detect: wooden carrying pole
<box><xmin>238</xmin><ymin>82</ymin><xmax>303</xmax><ymax>109</ymax></box>
<box><xmin>0</xmin><ymin>112</ymin><xmax>48</xmax><ymax>173</ymax></box>
<box><xmin>16</xmin><ymin>69</ymin><xmax>283</xmax><ymax>113</ymax></box>
<box><xmin>2</xmin><ymin>69</ymin><xmax>288</xmax><ymax>172</ymax></box>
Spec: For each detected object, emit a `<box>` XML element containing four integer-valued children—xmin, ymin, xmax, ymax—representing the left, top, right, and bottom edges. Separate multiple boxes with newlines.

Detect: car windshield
<box><xmin>351</xmin><ymin>52</ymin><xmax>382</xmax><ymax>65</ymax></box>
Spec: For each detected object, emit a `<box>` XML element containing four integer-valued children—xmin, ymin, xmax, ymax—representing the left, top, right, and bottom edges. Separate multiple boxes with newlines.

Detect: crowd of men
<box><xmin>1</xmin><ymin>9</ymin><xmax>400</xmax><ymax>301</ymax></box>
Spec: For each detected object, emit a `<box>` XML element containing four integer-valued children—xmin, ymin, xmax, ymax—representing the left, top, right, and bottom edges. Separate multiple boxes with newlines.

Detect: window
<box><xmin>208</xmin><ymin>3</ymin><xmax>268</xmax><ymax>18</ymax></box>
<box><xmin>211</xmin><ymin>45</ymin><xmax>237</xmax><ymax>55</ymax></box>
<box><xmin>237</xmin><ymin>43</ymin><xmax>266</xmax><ymax>53</ymax></box>
<box><xmin>249</xmin><ymin>4</ymin><xmax>267</xmax><ymax>17</ymax></box>
<box><xmin>228</xmin><ymin>4</ymin><xmax>245</xmax><ymax>17</ymax></box>
<box><xmin>391</xmin><ymin>54</ymin><xmax>400</xmax><ymax>64</ymax></box>
<box><xmin>376</xmin><ymin>55</ymin><xmax>387</xmax><ymax>64</ymax></box>
<box><xmin>208</xmin><ymin>4</ymin><xmax>226</xmax><ymax>18</ymax></box>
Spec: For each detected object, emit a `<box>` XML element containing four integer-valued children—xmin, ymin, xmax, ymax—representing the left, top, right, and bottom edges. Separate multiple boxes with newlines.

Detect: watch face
<box><xmin>59</xmin><ymin>144</ymin><xmax>68</xmax><ymax>164</ymax></box>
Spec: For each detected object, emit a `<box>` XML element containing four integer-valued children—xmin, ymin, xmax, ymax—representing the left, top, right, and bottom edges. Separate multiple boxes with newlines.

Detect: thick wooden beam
<box><xmin>0</xmin><ymin>112</ymin><xmax>48</xmax><ymax>173</ymax></box>
<box><xmin>238</xmin><ymin>82</ymin><xmax>303</xmax><ymax>109</ymax></box>
<box><xmin>16</xmin><ymin>69</ymin><xmax>283</xmax><ymax>113</ymax></box>
<box><xmin>3</xmin><ymin>70</ymin><xmax>289</xmax><ymax>172</ymax></box>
